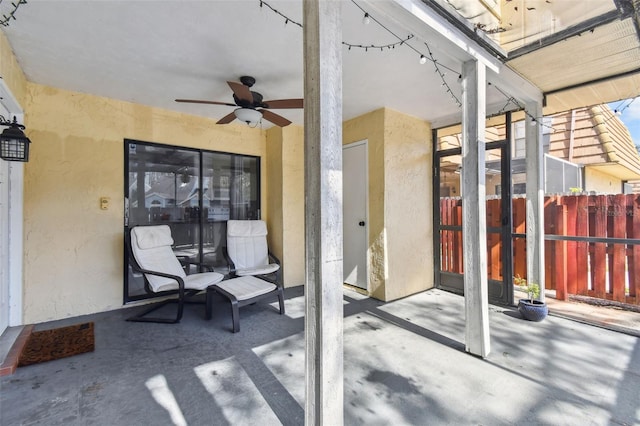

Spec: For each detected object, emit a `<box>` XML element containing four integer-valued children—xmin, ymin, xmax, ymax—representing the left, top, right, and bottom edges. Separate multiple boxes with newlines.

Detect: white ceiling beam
<box><xmin>487</xmin><ymin>64</ymin><xmax>543</xmax><ymax>106</ymax></box>
<box><xmin>364</xmin><ymin>0</ymin><xmax>503</xmax><ymax>73</ymax></box>
<box><xmin>364</xmin><ymin>0</ymin><xmax>543</xmax><ymax>123</ymax></box>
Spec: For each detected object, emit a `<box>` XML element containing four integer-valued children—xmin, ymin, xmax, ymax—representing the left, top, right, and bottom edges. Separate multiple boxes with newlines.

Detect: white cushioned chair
<box><xmin>212</xmin><ymin>220</ymin><xmax>284</xmax><ymax>332</ymax></box>
<box><xmin>128</xmin><ymin>225</ymin><xmax>224</xmax><ymax>323</ymax></box>
<box><xmin>225</xmin><ymin>220</ymin><xmax>281</xmax><ymax>284</ymax></box>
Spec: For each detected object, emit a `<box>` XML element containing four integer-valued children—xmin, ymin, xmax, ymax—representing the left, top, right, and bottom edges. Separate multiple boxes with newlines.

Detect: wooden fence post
<box><xmin>630</xmin><ymin>195</ymin><xmax>640</xmax><ymax>303</ymax></box>
<box><xmin>488</xmin><ymin>198</ymin><xmax>501</xmax><ymax>281</ymax></box>
<box><xmin>564</xmin><ymin>196</ymin><xmax>578</xmax><ymax>295</ymax></box>
<box><xmin>592</xmin><ymin>195</ymin><xmax>607</xmax><ymax>298</ymax></box>
<box><xmin>544</xmin><ymin>196</ymin><xmax>555</xmax><ymax>290</ymax></box>
<box><xmin>455</xmin><ymin>200</ymin><xmax>463</xmax><ymax>273</ymax></box>
<box><xmin>612</xmin><ymin>194</ymin><xmax>626</xmax><ymax>302</ymax></box>
<box><xmin>576</xmin><ymin>195</ymin><xmax>589</xmax><ymax>295</ymax></box>
<box><xmin>513</xmin><ymin>197</ymin><xmax>527</xmax><ymax>280</ymax></box>
<box><xmin>555</xmin><ymin>202</ymin><xmax>568</xmax><ymax>301</ymax></box>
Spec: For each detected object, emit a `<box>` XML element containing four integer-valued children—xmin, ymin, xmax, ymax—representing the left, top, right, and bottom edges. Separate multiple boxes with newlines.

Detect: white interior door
<box><xmin>343</xmin><ymin>141</ymin><xmax>368</xmax><ymax>289</ymax></box>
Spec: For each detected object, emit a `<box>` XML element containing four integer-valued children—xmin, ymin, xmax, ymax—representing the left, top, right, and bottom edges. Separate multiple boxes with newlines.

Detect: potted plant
<box><xmin>514</xmin><ymin>275</ymin><xmax>548</xmax><ymax>322</ymax></box>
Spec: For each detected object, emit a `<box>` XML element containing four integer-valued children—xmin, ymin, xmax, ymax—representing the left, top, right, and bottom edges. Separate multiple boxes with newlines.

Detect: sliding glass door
<box><xmin>124</xmin><ymin>140</ymin><xmax>260</xmax><ymax>302</ymax></box>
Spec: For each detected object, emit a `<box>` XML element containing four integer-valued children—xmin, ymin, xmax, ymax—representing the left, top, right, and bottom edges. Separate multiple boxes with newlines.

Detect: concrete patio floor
<box><xmin>1</xmin><ymin>286</ymin><xmax>639</xmax><ymax>425</ymax></box>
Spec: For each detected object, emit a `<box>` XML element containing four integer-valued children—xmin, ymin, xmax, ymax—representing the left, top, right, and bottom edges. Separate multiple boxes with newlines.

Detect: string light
<box><xmin>590</xmin><ymin>97</ymin><xmax>638</xmax><ymax>129</ymax></box>
<box><xmin>611</xmin><ymin>97</ymin><xmax>636</xmax><ymax>117</ymax></box>
<box><xmin>348</xmin><ymin>1</ymin><xmax>462</xmax><ymax>106</ymax></box>
<box><xmin>424</xmin><ymin>43</ymin><xmax>461</xmax><ymax>107</ymax></box>
<box><xmin>259</xmin><ymin>0</ymin><xmax>302</xmax><ymax>28</ymax></box>
<box><xmin>0</xmin><ymin>0</ymin><xmax>26</xmax><ymax>27</ymax></box>
<box><xmin>259</xmin><ymin>0</ymin><xmax>462</xmax><ymax>109</ymax></box>
<box><xmin>490</xmin><ymin>83</ymin><xmax>560</xmax><ymax>133</ymax></box>
<box><xmin>342</xmin><ymin>35</ymin><xmax>414</xmax><ymax>51</ymax></box>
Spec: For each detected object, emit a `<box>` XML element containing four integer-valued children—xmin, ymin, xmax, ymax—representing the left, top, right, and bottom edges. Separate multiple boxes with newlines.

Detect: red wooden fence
<box><xmin>439</xmin><ymin>194</ymin><xmax>640</xmax><ymax>305</ymax></box>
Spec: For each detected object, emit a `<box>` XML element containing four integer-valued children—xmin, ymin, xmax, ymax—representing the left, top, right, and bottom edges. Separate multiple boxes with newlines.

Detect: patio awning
<box><xmin>432</xmin><ymin>0</ymin><xmax>640</xmax><ymax>114</ymax></box>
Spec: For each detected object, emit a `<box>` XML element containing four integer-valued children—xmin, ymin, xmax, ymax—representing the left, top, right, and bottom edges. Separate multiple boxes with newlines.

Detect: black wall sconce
<box><xmin>0</xmin><ymin>116</ymin><xmax>31</xmax><ymax>162</ymax></box>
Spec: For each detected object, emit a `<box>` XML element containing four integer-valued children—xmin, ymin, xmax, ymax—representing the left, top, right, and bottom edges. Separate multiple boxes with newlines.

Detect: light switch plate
<box><xmin>100</xmin><ymin>197</ymin><xmax>109</xmax><ymax>210</ymax></box>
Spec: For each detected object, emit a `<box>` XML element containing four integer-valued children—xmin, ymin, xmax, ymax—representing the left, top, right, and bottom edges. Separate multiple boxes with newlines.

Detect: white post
<box><xmin>525</xmin><ymin>101</ymin><xmax>545</xmax><ymax>301</ymax></box>
<box><xmin>461</xmin><ymin>59</ymin><xmax>490</xmax><ymax>358</ymax></box>
<box><xmin>303</xmin><ymin>1</ymin><xmax>344</xmax><ymax>425</ymax></box>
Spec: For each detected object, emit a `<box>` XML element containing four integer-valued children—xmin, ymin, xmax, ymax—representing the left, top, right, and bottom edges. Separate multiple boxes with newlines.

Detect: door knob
<box><xmin>359</xmin><ymin>221</ymin><xmax>365</xmax><ymax>226</ymax></box>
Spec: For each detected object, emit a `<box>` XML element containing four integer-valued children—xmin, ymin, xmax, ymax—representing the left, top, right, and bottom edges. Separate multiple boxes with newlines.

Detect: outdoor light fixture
<box><xmin>234</xmin><ymin>108</ymin><xmax>263</xmax><ymax>126</ymax></box>
<box><xmin>0</xmin><ymin>116</ymin><xmax>31</xmax><ymax>162</ymax></box>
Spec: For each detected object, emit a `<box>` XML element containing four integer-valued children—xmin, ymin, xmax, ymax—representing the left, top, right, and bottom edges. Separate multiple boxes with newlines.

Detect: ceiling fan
<box><xmin>175</xmin><ymin>76</ymin><xmax>303</xmax><ymax>127</ymax></box>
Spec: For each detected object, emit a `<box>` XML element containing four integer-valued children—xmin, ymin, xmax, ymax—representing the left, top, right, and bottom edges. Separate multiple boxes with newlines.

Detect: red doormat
<box><xmin>18</xmin><ymin>322</ymin><xmax>95</xmax><ymax>367</ymax></box>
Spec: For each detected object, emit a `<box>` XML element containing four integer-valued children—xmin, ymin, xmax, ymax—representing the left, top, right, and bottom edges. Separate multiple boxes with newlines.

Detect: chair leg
<box><xmin>205</xmin><ymin>288</ymin><xmax>213</xmax><ymax>320</ymax></box>
<box><xmin>277</xmin><ymin>288</ymin><xmax>285</xmax><ymax>315</ymax></box>
<box><xmin>176</xmin><ymin>291</ymin><xmax>185</xmax><ymax>322</ymax></box>
<box><xmin>125</xmin><ymin>289</ymin><xmax>206</xmax><ymax>324</ymax></box>
<box><xmin>126</xmin><ymin>299</ymin><xmax>182</xmax><ymax>324</ymax></box>
<box><xmin>230</xmin><ymin>299</ymin><xmax>240</xmax><ymax>333</ymax></box>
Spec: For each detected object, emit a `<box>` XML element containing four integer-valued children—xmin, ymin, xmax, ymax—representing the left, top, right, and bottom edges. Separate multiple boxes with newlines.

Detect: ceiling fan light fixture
<box><xmin>234</xmin><ymin>108</ymin><xmax>262</xmax><ymax>126</ymax></box>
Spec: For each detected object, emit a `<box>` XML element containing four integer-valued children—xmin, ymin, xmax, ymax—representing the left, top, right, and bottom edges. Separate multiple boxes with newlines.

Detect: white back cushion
<box><xmin>131</xmin><ymin>225</ymin><xmax>186</xmax><ymax>292</ymax></box>
<box><xmin>226</xmin><ymin>220</ymin><xmax>269</xmax><ymax>269</ymax></box>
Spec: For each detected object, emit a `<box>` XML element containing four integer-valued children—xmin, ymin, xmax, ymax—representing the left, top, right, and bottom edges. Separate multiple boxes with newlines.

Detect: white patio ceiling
<box><xmin>2</xmin><ymin>0</ymin><xmax>639</xmax><ymax>127</ymax></box>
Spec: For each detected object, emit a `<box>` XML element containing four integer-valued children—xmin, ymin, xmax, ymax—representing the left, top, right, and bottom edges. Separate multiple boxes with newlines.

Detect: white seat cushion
<box><xmin>153</xmin><ymin>272</ymin><xmax>225</xmax><ymax>293</ymax></box>
<box><xmin>215</xmin><ymin>276</ymin><xmax>276</xmax><ymax>301</ymax></box>
<box><xmin>235</xmin><ymin>263</ymin><xmax>280</xmax><ymax>277</ymax></box>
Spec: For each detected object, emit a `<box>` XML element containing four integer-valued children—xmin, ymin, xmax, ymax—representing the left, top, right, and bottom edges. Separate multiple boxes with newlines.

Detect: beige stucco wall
<box><xmin>265</xmin><ymin>125</ymin><xmax>305</xmax><ymax>286</ymax></box>
<box><xmin>22</xmin><ymin>82</ymin><xmax>266</xmax><ymax>323</ymax></box>
<box><xmin>265</xmin><ymin>127</ymin><xmax>284</xmax><ymax>275</ymax></box>
<box><xmin>343</xmin><ymin>108</ymin><xmax>433</xmax><ymax>301</ymax></box>
<box><xmin>0</xmin><ymin>31</ymin><xmax>27</xmax><ymax>108</ymax></box>
<box><xmin>584</xmin><ymin>166</ymin><xmax>622</xmax><ymax>194</ymax></box>
<box><xmin>279</xmin><ymin>126</ymin><xmax>305</xmax><ymax>286</ymax></box>
<box><xmin>383</xmin><ymin>109</ymin><xmax>433</xmax><ymax>300</ymax></box>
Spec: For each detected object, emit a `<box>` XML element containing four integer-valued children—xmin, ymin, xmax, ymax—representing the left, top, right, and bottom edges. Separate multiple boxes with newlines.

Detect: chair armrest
<box><xmin>129</xmin><ymin>262</ymin><xmax>186</xmax><ymax>293</ymax></box>
<box><xmin>222</xmin><ymin>247</ymin><xmax>237</xmax><ymax>276</ymax></box>
<box><xmin>266</xmin><ymin>251</ymin><xmax>283</xmax><ymax>287</ymax></box>
<box><xmin>268</xmin><ymin>250</ymin><xmax>281</xmax><ymax>266</ymax></box>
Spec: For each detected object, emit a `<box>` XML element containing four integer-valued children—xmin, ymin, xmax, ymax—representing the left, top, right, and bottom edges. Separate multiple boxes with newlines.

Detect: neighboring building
<box><xmin>438</xmin><ymin>104</ymin><xmax>640</xmax><ymax>195</ymax></box>
<box><xmin>545</xmin><ymin>104</ymin><xmax>640</xmax><ymax>194</ymax></box>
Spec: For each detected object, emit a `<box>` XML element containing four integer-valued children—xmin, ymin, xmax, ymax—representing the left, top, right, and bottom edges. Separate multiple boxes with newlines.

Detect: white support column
<box><xmin>525</xmin><ymin>101</ymin><xmax>545</xmax><ymax>301</ymax></box>
<box><xmin>461</xmin><ymin>59</ymin><xmax>490</xmax><ymax>358</ymax></box>
<box><xmin>303</xmin><ymin>1</ymin><xmax>344</xmax><ymax>425</ymax></box>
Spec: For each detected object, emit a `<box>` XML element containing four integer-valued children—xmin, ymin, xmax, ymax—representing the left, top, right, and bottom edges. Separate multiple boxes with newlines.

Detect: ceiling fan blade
<box><xmin>260</xmin><ymin>109</ymin><xmax>292</xmax><ymax>127</ymax></box>
<box><xmin>175</xmin><ymin>99</ymin><xmax>236</xmax><ymax>106</ymax></box>
<box><xmin>263</xmin><ymin>99</ymin><xmax>304</xmax><ymax>109</ymax></box>
<box><xmin>216</xmin><ymin>111</ymin><xmax>237</xmax><ymax>124</ymax></box>
<box><xmin>227</xmin><ymin>81</ymin><xmax>253</xmax><ymax>103</ymax></box>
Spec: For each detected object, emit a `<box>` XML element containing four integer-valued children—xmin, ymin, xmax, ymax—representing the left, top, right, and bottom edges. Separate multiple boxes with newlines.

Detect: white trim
<box><xmin>0</xmin><ymin>78</ymin><xmax>25</xmax><ymax>326</ymax></box>
<box><xmin>8</xmin><ymin>159</ymin><xmax>23</xmax><ymax>326</ymax></box>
